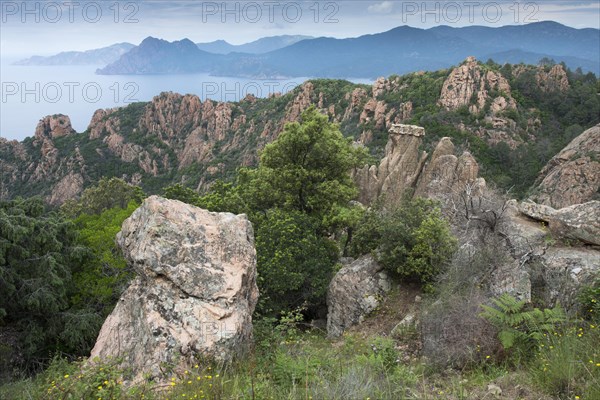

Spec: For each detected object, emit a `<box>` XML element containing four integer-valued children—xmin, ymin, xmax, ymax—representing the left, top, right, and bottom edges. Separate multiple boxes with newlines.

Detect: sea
<box><xmin>0</xmin><ymin>59</ymin><xmax>372</xmax><ymax>141</ymax></box>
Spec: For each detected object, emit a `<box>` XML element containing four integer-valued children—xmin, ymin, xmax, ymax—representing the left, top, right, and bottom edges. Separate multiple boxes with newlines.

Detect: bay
<box><xmin>1</xmin><ymin>60</ymin><xmax>372</xmax><ymax>140</ymax></box>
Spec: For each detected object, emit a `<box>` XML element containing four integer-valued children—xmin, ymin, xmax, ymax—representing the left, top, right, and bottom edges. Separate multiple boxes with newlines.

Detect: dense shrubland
<box><xmin>350</xmin><ymin>197</ymin><xmax>457</xmax><ymax>288</ymax></box>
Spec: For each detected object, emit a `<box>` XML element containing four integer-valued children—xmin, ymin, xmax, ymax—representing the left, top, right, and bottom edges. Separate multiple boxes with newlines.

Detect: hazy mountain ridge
<box><xmin>196</xmin><ymin>35</ymin><xmax>314</xmax><ymax>54</ymax></box>
<box><xmin>430</xmin><ymin>21</ymin><xmax>599</xmax><ymax>61</ymax></box>
<box><xmin>96</xmin><ymin>37</ymin><xmax>221</xmax><ymax>75</ymax></box>
<box><xmin>11</xmin><ymin>35</ymin><xmax>313</xmax><ymax>67</ymax></box>
<box><xmin>97</xmin><ymin>22</ymin><xmax>600</xmax><ymax>77</ymax></box>
<box><xmin>14</xmin><ymin>43</ymin><xmax>135</xmax><ymax>66</ymax></box>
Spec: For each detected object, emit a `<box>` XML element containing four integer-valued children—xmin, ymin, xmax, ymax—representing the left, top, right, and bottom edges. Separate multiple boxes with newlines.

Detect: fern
<box><xmin>481</xmin><ymin>294</ymin><xmax>565</xmax><ymax>360</ymax></box>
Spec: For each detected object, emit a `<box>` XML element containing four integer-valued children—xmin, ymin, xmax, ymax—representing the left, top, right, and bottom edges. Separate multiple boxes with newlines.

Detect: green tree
<box><xmin>51</xmin><ymin>179</ymin><xmax>145</xmax><ymax>365</ymax></box>
<box><xmin>59</xmin><ymin>179</ymin><xmax>144</xmax><ymax>356</ymax></box>
<box><xmin>61</xmin><ymin>178</ymin><xmax>144</xmax><ymax>216</ymax></box>
<box><xmin>163</xmin><ymin>181</ymin><xmax>246</xmax><ymax>214</ymax></box>
<box><xmin>70</xmin><ymin>201</ymin><xmax>139</xmax><ymax>316</ymax></box>
<box><xmin>163</xmin><ymin>183</ymin><xmax>202</xmax><ymax>207</ymax></box>
<box><xmin>351</xmin><ymin>197</ymin><xmax>457</xmax><ymax>285</ymax></box>
<box><xmin>0</xmin><ymin>197</ymin><xmax>89</xmax><ymax>371</ymax></box>
<box><xmin>244</xmin><ymin>107</ymin><xmax>367</xmax><ymax>314</ymax></box>
<box><xmin>538</xmin><ymin>57</ymin><xmax>556</xmax><ymax>67</ymax></box>
<box><xmin>245</xmin><ymin>106</ymin><xmax>367</xmax><ymax>228</ymax></box>
<box><xmin>255</xmin><ymin>209</ymin><xmax>338</xmax><ymax>316</ymax></box>
<box><xmin>168</xmin><ymin>107</ymin><xmax>367</xmax><ymax>317</ymax></box>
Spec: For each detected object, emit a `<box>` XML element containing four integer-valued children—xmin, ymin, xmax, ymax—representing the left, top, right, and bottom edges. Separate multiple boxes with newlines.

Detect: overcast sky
<box><xmin>1</xmin><ymin>0</ymin><xmax>599</xmax><ymax>58</ymax></box>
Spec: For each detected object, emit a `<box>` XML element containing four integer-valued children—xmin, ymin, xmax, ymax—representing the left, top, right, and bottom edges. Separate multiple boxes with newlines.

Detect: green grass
<box><xmin>4</xmin><ymin>317</ymin><xmax>598</xmax><ymax>400</ymax></box>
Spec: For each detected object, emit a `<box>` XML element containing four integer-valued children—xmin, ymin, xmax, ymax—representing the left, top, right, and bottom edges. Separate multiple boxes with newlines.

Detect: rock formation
<box><xmin>353</xmin><ymin>124</ymin><xmax>484</xmax><ymax>209</ymax></box>
<box><xmin>414</xmin><ymin>137</ymin><xmax>483</xmax><ymax>203</ymax></box>
<box><xmin>501</xmin><ymin>200</ymin><xmax>549</xmax><ymax>258</ymax></box>
<box><xmin>532</xmin><ymin>247</ymin><xmax>600</xmax><ymax>312</ymax></box>
<box><xmin>47</xmin><ymin>172</ymin><xmax>84</xmax><ymax>206</ymax></box>
<box><xmin>530</xmin><ymin>124</ymin><xmax>600</xmax><ymax>209</ymax></box>
<box><xmin>353</xmin><ymin>124</ymin><xmax>428</xmax><ymax>206</ymax></box>
<box><xmin>473</xmin><ymin>125</ymin><xmax>600</xmax><ymax>313</ymax></box>
<box><xmin>518</xmin><ymin>201</ymin><xmax>600</xmax><ymax>246</ymax></box>
<box><xmin>90</xmin><ymin>196</ymin><xmax>258</xmax><ymax>382</ymax></box>
<box><xmin>438</xmin><ymin>57</ymin><xmax>529</xmax><ymax>148</ymax></box>
<box><xmin>327</xmin><ymin>255</ymin><xmax>392</xmax><ymax>337</ymax></box>
<box><xmin>536</xmin><ymin>64</ymin><xmax>570</xmax><ymax>92</ymax></box>
<box><xmin>497</xmin><ymin>199</ymin><xmax>600</xmax><ymax>312</ymax></box>
<box><xmin>34</xmin><ymin>114</ymin><xmax>75</xmax><ymax>139</ymax></box>
<box><xmin>88</xmin><ymin>108</ymin><xmax>120</xmax><ymax>139</ymax></box>
<box><xmin>438</xmin><ymin>56</ymin><xmax>516</xmax><ymax>115</ymax></box>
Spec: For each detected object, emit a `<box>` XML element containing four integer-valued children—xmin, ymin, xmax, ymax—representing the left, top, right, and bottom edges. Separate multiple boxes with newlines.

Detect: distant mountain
<box><xmin>430</xmin><ymin>21</ymin><xmax>599</xmax><ymax>62</ymax></box>
<box><xmin>14</xmin><ymin>43</ymin><xmax>135</xmax><ymax>66</ymax></box>
<box><xmin>97</xmin><ymin>37</ymin><xmax>221</xmax><ymax>75</ymax></box>
<box><xmin>217</xmin><ymin>26</ymin><xmax>482</xmax><ymax>78</ymax></box>
<box><xmin>195</xmin><ymin>40</ymin><xmax>237</xmax><ymax>55</ymax></box>
<box><xmin>196</xmin><ymin>35</ymin><xmax>313</xmax><ymax>54</ymax></box>
<box><xmin>97</xmin><ymin>28</ymin><xmax>479</xmax><ymax>77</ymax></box>
<box><xmin>97</xmin><ymin>22</ymin><xmax>600</xmax><ymax>77</ymax></box>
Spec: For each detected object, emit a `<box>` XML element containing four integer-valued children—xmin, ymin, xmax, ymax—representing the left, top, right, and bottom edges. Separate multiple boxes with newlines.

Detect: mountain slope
<box><xmin>97</xmin><ymin>37</ymin><xmax>221</xmax><ymax>74</ymax></box>
<box><xmin>2</xmin><ymin>58</ymin><xmax>598</xmax><ymax>205</ymax></box>
<box><xmin>219</xmin><ymin>26</ymin><xmax>480</xmax><ymax>78</ymax></box>
<box><xmin>14</xmin><ymin>43</ymin><xmax>135</xmax><ymax>66</ymax></box>
<box><xmin>430</xmin><ymin>21</ymin><xmax>599</xmax><ymax>61</ymax></box>
<box><xmin>195</xmin><ymin>40</ymin><xmax>237</xmax><ymax>54</ymax></box>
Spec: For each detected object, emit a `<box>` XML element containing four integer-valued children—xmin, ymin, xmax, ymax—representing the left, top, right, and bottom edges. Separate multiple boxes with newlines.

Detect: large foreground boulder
<box><xmin>90</xmin><ymin>196</ymin><xmax>258</xmax><ymax>382</ymax></box>
<box><xmin>327</xmin><ymin>255</ymin><xmax>392</xmax><ymax>337</ymax></box>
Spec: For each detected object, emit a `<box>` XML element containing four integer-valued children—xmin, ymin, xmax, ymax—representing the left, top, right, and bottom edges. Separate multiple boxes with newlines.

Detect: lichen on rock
<box><xmin>327</xmin><ymin>255</ymin><xmax>392</xmax><ymax>337</ymax></box>
<box><xmin>90</xmin><ymin>196</ymin><xmax>258</xmax><ymax>383</ymax></box>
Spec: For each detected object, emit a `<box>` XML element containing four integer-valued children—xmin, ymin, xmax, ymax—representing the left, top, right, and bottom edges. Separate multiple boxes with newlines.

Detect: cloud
<box><xmin>367</xmin><ymin>1</ymin><xmax>394</xmax><ymax>14</ymax></box>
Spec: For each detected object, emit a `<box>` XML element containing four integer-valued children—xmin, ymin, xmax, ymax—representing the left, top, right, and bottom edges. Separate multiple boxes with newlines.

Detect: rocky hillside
<box><xmin>1</xmin><ymin>58</ymin><xmax>598</xmax><ymax>205</ymax></box>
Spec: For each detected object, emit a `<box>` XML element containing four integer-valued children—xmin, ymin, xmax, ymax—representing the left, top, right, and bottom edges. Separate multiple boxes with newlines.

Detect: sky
<box><xmin>1</xmin><ymin>0</ymin><xmax>599</xmax><ymax>59</ymax></box>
